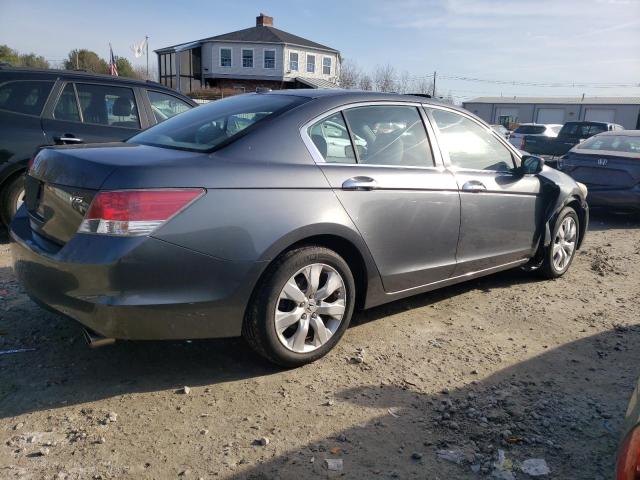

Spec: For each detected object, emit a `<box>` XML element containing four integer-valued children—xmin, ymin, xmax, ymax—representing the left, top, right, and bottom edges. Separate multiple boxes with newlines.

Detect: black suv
<box><xmin>0</xmin><ymin>67</ymin><xmax>197</xmax><ymax>226</ymax></box>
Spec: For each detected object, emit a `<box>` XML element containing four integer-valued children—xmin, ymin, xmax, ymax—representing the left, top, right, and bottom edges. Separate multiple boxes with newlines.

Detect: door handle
<box><xmin>54</xmin><ymin>135</ymin><xmax>83</xmax><ymax>144</ymax></box>
<box><xmin>342</xmin><ymin>176</ymin><xmax>379</xmax><ymax>191</ymax></box>
<box><xmin>461</xmin><ymin>181</ymin><xmax>487</xmax><ymax>192</ymax></box>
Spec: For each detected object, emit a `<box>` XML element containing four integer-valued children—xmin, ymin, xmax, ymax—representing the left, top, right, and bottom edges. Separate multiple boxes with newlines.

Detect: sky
<box><xmin>1</xmin><ymin>0</ymin><xmax>639</xmax><ymax>101</ymax></box>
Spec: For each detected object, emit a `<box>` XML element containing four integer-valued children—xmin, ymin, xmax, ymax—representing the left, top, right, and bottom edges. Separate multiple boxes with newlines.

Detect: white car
<box><xmin>509</xmin><ymin>123</ymin><xmax>562</xmax><ymax>150</ymax></box>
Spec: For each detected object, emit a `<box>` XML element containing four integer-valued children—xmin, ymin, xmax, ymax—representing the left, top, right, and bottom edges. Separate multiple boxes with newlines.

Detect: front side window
<box><xmin>307</xmin><ymin>55</ymin><xmax>315</xmax><ymax>73</ymax></box>
<box><xmin>264</xmin><ymin>50</ymin><xmax>275</xmax><ymax>69</ymax></box>
<box><xmin>220</xmin><ymin>48</ymin><xmax>232</xmax><ymax>67</ymax></box>
<box><xmin>323</xmin><ymin>57</ymin><xmax>332</xmax><ymax>75</ymax></box>
<box><xmin>53</xmin><ymin>83</ymin><xmax>80</xmax><ymax>122</ymax></box>
<box><xmin>0</xmin><ymin>80</ymin><xmax>53</xmax><ymax>116</ymax></box>
<box><xmin>242</xmin><ymin>49</ymin><xmax>253</xmax><ymax>68</ymax></box>
<box><xmin>429</xmin><ymin>108</ymin><xmax>513</xmax><ymax>171</ymax></box>
<box><xmin>148</xmin><ymin>91</ymin><xmax>193</xmax><ymax>123</ymax></box>
<box><xmin>130</xmin><ymin>94</ymin><xmax>306</xmax><ymax>152</ymax></box>
<box><xmin>343</xmin><ymin>106</ymin><xmax>433</xmax><ymax>167</ymax></box>
<box><xmin>289</xmin><ymin>52</ymin><xmax>298</xmax><ymax>71</ymax></box>
<box><xmin>75</xmin><ymin>83</ymin><xmax>140</xmax><ymax>128</ymax></box>
<box><xmin>308</xmin><ymin>112</ymin><xmax>356</xmax><ymax>164</ymax></box>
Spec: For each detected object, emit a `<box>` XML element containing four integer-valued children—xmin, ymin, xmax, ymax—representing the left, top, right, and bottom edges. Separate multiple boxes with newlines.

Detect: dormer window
<box><xmin>307</xmin><ymin>55</ymin><xmax>315</xmax><ymax>74</ymax></box>
<box><xmin>242</xmin><ymin>49</ymin><xmax>254</xmax><ymax>68</ymax></box>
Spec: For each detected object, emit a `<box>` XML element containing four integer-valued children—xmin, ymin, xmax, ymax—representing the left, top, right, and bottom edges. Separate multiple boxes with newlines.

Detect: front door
<box><xmin>306</xmin><ymin>104</ymin><xmax>461</xmax><ymax>293</ymax></box>
<box><xmin>42</xmin><ymin>82</ymin><xmax>143</xmax><ymax>146</ymax></box>
<box><xmin>427</xmin><ymin>107</ymin><xmax>545</xmax><ymax>275</ymax></box>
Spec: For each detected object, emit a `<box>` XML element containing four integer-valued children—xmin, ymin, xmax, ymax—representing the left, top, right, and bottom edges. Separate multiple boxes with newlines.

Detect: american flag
<box><xmin>109</xmin><ymin>44</ymin><xmax>118</xmax><ymax>76</ymax></box>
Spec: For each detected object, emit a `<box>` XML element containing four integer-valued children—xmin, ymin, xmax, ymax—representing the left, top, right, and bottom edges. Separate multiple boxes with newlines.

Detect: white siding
<box><xmin>202</xmin><ymin>41</ymin><xmax>285</xmax><ymax>79</ymax></box>
<box><xmin>283</xmin><ymin>46</ymin><xmax>339</xmax><ymax>82</ymax></box>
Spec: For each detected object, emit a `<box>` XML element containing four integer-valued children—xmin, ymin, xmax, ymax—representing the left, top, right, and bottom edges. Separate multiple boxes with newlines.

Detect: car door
<box><xmin>41</xmin><ymin>81</ymin><xmax>145</xmax><ymax>145</ymax></box>
<box><xmin>426</xmin><ymin>107</ymin><xmax>545</xmax><ymax>276</ymax></box>
<box><xmin>303</xmin><ymin>103</ymin><xmax>460</xmax><ymax>293</ymax></box>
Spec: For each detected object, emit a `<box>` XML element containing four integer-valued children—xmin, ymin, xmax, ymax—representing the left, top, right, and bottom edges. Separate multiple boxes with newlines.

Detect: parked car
<box><xmin>616</xmin><ymin>377</ymin><xmax>640</xmax><ymax>479</ymax></box>
<box><xmin>508</xmin><ymin>123</ymin><xmax>561</xmax><ymax>149</ymax></box>
<box><xmin>555</xmin><ymin>130</ymin><xmax>640</xmax><ymax>212</ymax></box>
<box><xmin>524</xmin><ymin>121</ymin><xmax>624</xmax><ymax>157</ymax></box>
<box><xmin>10</xmin><ymin>90</ymin><xmax>589</xmax><ymax>367</ymax></box>
<box><xmin>491</xmin><ymin>124</ymin><xmax>510</xmax><ymax>139</ymax></box>
<box><xmin>0</xmin><ymin>67</ymin><xmax>197</xmax><ymax>227</ymax></box>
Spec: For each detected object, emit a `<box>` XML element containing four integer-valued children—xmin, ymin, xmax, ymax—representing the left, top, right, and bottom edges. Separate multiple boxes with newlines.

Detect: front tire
<box><xmin>540</xmin><ymin>206</ymin><xmax>579</xmax><ymax>279</ymax></box>
<box><xmin>243</xmin><ymin>246</ymin><xmax>356</xmax><ymax>367</ymax></box>
<box><xmin>0</xmin><ymin>174</ymin><xmax>25</xmax><ymax>227</ymax></box>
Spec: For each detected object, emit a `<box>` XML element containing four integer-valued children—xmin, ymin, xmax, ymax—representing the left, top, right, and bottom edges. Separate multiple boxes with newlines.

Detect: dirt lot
<box><xmin>1</xmin><ymin>212</ymin><xmax>639</xmax><ymax>480</ymax></box>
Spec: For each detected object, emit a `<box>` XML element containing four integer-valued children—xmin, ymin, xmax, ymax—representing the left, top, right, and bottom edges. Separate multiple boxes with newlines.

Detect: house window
<box><xmin>242</xmin><ymin>49</ymin><xmax>253</xmax><ymax>68</ymax></box>
<box><xmin>323</xmin><ymin>57</ymin><xmax>332</xmax><ymax>75</ymax></box>
<box><xmin>264</xmin><ymin>49</ymin><xmax>275</xmax><ymax>69</ymax></box>
<box><xmin>289</xmin><ymin>52</ymin><xmax>298</xmax><ymax>71</ymax></box>
<box><xmin>220</xmin><ymin>48</ymin><xmax>232</xmax><ymax>67</ymax></box>
<box><xmin>307</xmin><ymin>54</ymin><xmax>315</xmax><ymax>73</ymax></box>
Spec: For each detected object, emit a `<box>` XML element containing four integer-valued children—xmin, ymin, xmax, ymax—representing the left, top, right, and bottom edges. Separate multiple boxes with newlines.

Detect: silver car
<box><xmin>10</xmin><ymin>90</ymin><xmax>589</xmax><ymax>367</ymax></box>
<box><xmin>509</xmin><ymin>123</ymin><xmax>562</xmax><ymax>150</ymax></box>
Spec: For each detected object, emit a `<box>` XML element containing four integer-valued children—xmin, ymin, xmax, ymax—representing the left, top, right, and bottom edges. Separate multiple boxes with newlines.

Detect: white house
<box><xmin>155</xmin><ymin>14</ymin><xmax>341</xmax><ymax>94</ymax></box>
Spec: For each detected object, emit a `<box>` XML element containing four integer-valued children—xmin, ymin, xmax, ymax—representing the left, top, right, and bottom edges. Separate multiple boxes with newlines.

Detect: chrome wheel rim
<box><xmin>552</xmin><ymin>216</ymin><xmax>577</xmax><ymax>272</ymax></box>
<box><xmin>15</xmin><ymin>188</ymin><xmax>25</xmax><ymax>212</ymax></box>
<box><xmin>275</xmin><ymin>263</ymin><xmax>346</xmax><ymax>353</ymax></box>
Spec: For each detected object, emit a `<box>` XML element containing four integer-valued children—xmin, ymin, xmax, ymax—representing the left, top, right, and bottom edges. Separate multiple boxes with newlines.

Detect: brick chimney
<box><xmin>256</xmin><ymin>13</ymin><xmax>273</xmax><ymax>27</ymax></box>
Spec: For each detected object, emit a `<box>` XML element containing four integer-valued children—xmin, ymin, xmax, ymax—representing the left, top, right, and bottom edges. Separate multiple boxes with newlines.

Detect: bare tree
<box><xmin>411</xmin><ymin>76</ymin><xmax>434</xmax><ymax>96</ymax></box>
<box><xmin>359</xmin><ymin>74</ymin><xmax>373</xmax><ymax>91</ymax></box>
<box><xmin>338</xmin><ymin>59</ymin><xmax>361</xmax><ymax>89</ymax></box>
<box><xmin>373</xmin><ymin>64</ymin><xmax>397</xmax><ymax>92</ymax></box>
<box><xmin>397</xmin><ymin>70</ymin><xmax>411</xmax><ymax>94</ymax></box>
<box><xmin>132</xmin><ymin>64</ymin><xmax>158</xmax><ymax>81</ymax></box>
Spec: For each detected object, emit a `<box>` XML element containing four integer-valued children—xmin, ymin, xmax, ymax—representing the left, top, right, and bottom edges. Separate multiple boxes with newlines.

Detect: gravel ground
<box><xmin>1</xmin><ymin>212</ymin><xmax>639</xmax><ymax>480</ymax></box>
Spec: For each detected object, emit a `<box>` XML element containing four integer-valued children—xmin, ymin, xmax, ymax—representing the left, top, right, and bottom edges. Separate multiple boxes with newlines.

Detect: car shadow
<box><xmin>0</xmin><ymin>227</ymin><xmax>9</xmax><ymax>245</ymax></box>
<box><xmin>231</xmin><ymin>327</ymin><xmax>639</xmax><ymax>479</ymax></box>
<box><xmin>588</xmin><ymin>209</ymin><xmax>640</xmax><ymax>232</ymax></box>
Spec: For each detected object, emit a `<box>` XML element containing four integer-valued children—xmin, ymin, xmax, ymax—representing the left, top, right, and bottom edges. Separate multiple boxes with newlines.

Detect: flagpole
<box><xmin>146</xmin><ymin>35</ymin><xmax>149</xmax><ymax>79</ymax></box>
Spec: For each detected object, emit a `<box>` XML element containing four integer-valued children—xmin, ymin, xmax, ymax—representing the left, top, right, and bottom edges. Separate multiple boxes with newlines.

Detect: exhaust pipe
<box><xmin>83</xmin><ymin>328</ymin><xmax>116</xmax><ymax>348</ymax></box>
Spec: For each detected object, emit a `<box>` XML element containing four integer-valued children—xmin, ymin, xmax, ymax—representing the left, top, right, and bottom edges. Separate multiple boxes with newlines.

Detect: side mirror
<box><xmin>517</xmin><ymin>155</ymin><xmax>544</xmax><ymax>175</ymax></box>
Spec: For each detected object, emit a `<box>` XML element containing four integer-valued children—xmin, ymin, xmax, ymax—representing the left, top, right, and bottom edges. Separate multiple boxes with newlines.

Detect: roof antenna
<box><xmin>581</xmin><ymin>93</ymin><xmax>585</xmax><ymax>101</ymax></box>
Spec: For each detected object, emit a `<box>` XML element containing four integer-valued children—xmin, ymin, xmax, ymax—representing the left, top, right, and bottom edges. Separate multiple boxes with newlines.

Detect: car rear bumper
<box><xmin>9</xmin><ymin>210</ymin><xmax>262</xmax><ymax>340</ymax></box>
<box><xmin>587</xmin><ymin>186</ymin><xmax>640</xmax><ymax>211</ymax></box>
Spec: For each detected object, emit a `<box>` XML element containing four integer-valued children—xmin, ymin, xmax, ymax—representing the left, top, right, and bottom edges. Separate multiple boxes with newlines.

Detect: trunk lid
<box><xmin>560</xmin><ymin>151</ymin><xmax>640</xmax><ymax>190</ymax></box>
<box><xmin>25</xmin><ymin>142</ymin><xmax>204</xmax><ymax>245</ymax></box>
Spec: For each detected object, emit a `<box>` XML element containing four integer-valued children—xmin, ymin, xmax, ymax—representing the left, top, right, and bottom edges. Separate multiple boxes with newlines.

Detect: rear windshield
<box><xmin>129</xmin><ymin>93</ymin><xmax>306</xmax><ymax>152</ymax></box>
<box><xmin>577</xmin><ymin>135</ymin><xmax>640</xmax><ymax>154</ymax></box>
<box><xmin>0</xmin><ymin>80</ymin><xmax>53</xmax><ymax>116</ymax></box>
<box><xmin>514</xmin><ymin>125</ymin><xmax>546</xmax><ymax>134</ymax></box>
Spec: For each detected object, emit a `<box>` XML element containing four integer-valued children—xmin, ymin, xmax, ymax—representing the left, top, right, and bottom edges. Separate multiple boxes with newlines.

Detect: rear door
<box><xmin>427</xmin><ymin>107</ymin><xmax>545</xmax><ymax>275</ymax></box>
<box><xmin>303</xmin><ymin>102</ymin><xmax>460</xmax><ymax>293</ymax></box>
<box><xmin>41</xmin><ymin>81</ymin><xmax>146</xmax><ymax>145</ymax></box>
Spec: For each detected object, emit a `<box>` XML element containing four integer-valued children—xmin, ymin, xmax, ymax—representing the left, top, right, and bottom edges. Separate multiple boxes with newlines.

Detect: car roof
<box><xmin>0</xmin><ymin>66</ymin><xmax>175</xmax><ymax>90</ymax></box>
<box><xmin>593</xmin><ymin>129</ymin><xmax>639</xmax><ymax>137</ymax></box>
<box><xmin>261</xmin><ymin>88</ymin><xmax>460</xmax><ymax>110</ymax></box>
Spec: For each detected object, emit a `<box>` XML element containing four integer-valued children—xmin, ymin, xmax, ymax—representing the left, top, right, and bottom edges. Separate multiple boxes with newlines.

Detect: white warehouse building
<box><xmin>462</xmin><ymin>96</ymin><xmax>640</xmax><ymax>130</ymax></box>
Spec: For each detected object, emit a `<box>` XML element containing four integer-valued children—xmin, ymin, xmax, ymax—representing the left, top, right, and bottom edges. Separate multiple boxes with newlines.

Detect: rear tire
<box><xmin>0</xmin><ymin>174</ymin><xmax>25</xmax><ymax>227</ymax></box>
<box><xmin>539</xmin><ymin>206</ymin><xmax>579</xmax><ymax>279</ymax></box>
<box><xmin>243</xmin><ymin>246</ymin><xmax>356</xmax><ymax>368</ymax></box>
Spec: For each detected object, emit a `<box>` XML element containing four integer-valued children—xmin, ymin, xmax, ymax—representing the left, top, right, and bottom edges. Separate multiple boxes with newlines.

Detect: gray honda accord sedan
<box><xmin>10</xmin><ymin>90</ymin><xmax>588</xmax><ymax>366</ymax></box>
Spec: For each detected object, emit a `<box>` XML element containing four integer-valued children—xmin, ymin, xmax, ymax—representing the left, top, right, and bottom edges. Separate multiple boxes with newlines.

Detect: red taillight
<box><xmin>617</xmin><ymin>426</ymin><xmax>640</xmax><ymax>480</ymax></box>
<box><xmin>79</xmin><ymin>189</ymin><xmax>204</xmax><ymax>236</ymax></box>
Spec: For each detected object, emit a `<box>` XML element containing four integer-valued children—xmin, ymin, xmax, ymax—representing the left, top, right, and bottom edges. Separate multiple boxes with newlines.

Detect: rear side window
<box><xmin>514</xmin><ymin>125</ymin><xmax>546</xmax><ymax>135</ymax></box>
<box><xmin>75</xmin><ymin>83</ymin><xmax>140</xmax><ymax>128</ymax></box>
<box><xmin>341</xmin><ymin>105</ymin><xmax>434</xmax><ymax>167</ymax></box>
<box><xmin>0</xmin><ymin>80</ymin><xmax>53</xmax><ymax>116</ymax></box>
<box><xmin>148</xmin><ymin>91</ymin><xmax>192</xmax><ymax>123</ymax></box>
<box><xmin>429</xmin><ymin>108</ymin><xmax>514</xmax><ymax>171</ymax></box>
<box><xmin>308</xmin><ymin>113</ymin><xmax>356</xmax><ymax>164</ymax></box>
<box><xmin>54</xmin><ymin>83</ymin><xmax>81</xmax><ymax>122</ymax></box>
<box><xmin>129</xmin><ymin>93</ymin><xmax>306</xmax><ymax>152</ymax></box>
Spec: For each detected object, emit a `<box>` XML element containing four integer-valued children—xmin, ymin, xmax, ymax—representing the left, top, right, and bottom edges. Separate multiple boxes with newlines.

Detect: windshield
<box><xmin>514</xmin><ymin>125</ymin><xmax>546</xmax><ymax>134</ymax></box>
<box><xmin>577</xmin><ymin>134</ymin><xmax>640</xmax><ymax>154</ymax></box>
<box><xmin>129</xmin><ymin>93</ymin><xmax>306</xmax><ymax>152</ymax></box>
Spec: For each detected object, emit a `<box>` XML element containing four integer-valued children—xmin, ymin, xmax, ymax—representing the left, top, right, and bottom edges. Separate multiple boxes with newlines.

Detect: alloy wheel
<box><xmin>274</xmin><ymin>263</ymin><xmax>347</xmax><ymax>353</ymax></box>
<box><xmin>15</xmin><ymin>188</ymin><xmax>25</xmax><ymax>212</ymax></box>
<box><xmin>552</xmin><ymin>216</ymin><xmax>577</xmax><ymax>272</ymax></box>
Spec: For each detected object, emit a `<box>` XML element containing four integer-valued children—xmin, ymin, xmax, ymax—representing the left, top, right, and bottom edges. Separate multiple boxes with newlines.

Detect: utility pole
<box><xmin>75</xmin><ymin>50</ymin><xmax>79</xmax><ymax>70</ymax></box>
<box><xmin>146</xmin><ymin>35</ymin><xmax>149</xmax><ymax>79</ymax></box>
<box><xmin>433</xmin><ymin>71</ymin><xmax>437</xmax><ymax>98</ymax></box>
